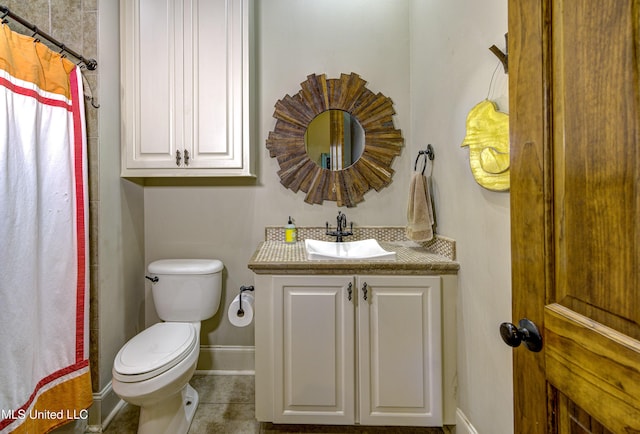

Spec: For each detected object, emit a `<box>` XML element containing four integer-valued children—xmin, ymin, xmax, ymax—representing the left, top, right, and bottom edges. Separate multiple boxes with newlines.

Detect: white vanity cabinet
<box><xmin>255</xmin><ymin>274</ymin><xmax>444</xmax><ymax>427</ymax></box>
<box><xmin>120</xmin><ymin>0</ymin><xmax>253</xmax><ymax>177</ymax></box>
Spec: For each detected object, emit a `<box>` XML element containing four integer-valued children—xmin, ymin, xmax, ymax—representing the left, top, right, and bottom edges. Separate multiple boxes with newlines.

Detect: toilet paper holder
<box><xmin>237</xmin><ymin>285</ymin><xmax>254</xmax><ymax>317</ymax></box>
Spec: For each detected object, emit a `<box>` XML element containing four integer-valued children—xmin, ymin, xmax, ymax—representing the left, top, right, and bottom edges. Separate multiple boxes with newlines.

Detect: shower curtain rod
<box><xmin>0</xmin><ymin>5</ymin><xmax>97</xmax><ymax>70</ymax></box>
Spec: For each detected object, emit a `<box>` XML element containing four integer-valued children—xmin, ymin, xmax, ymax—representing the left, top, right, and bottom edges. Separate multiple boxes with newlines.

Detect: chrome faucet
<box><xmin>326</xmin><ymin>211</ymin><xmax>353</xmax><ymax>242</ymax></box>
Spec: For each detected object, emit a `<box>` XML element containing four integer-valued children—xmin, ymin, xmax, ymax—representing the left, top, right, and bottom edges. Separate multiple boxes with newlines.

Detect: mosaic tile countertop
<box><xmin>248</xmin><ymin>227</ymin><xmax>459</xmax><ymax>275</ymax></box>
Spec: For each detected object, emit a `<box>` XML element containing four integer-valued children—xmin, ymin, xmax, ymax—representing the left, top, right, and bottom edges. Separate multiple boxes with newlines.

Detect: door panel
<box><xmin>192</xmin><ymin>0</ymin><xmax>247</xmax><ymax>168</ymax></box>
<box><xmin>545</xmin><ymin>304</ymin><xmax>640</xmax><ymax>432</ymax></box>
<box><xmin>272</xmin><ymin>276</ymin><xmax>355</xmax><ymax>424</ymax></box>
<box><xmin>136</xmin><ymin>0</ymin><xmax>176</xmax><ymax>167</ymax></box>
<box><xmin>551</xmin><ymin>0</ymin><xmax>640</xmax><ymax>339</ymax></box>
<box><xmin>557</xmin><ymin>393</ymin><xmax>613</xmax><ymax>434</ymax></box>
<box><xmin>547</xmin><ymin>0</ymin><xmax>640</xmax><ymax>430</ymax></box>
<box><xmin>358</xmin><ymin>275</ymin><xmax>442</xmax><ymax>426</ymax></box>
<box><xmin>510</xmin><ymin>0</ymin><xmax>640</xmax><ymax>432</ymax></box>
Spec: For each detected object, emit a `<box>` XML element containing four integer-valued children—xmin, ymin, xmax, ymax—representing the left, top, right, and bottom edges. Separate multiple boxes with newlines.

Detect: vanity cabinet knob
<box><xmin>347</xmin><ymin>282</ymin><xmax>352</xmax><ymax>301</ymax></box>
<box><xmin>184</xmin><ymin>149</ymin><xmax>190</xmax><ymax>166</ymax></box>
<box><xmin>176</xmin><ymin>150</ymin><xmax>182</xmax><ymax>166</ymax></box>
<box><xmin>362</xmin><ymin>282</ymin><xmax>368</xmax><ymax>301</ymax></box>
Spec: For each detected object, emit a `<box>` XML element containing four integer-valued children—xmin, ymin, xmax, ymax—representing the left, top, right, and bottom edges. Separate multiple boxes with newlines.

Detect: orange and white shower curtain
<box><xmin>0</xmin><ymin>25</ymin><xmax>92</xmax><ymax>433</ymax></box>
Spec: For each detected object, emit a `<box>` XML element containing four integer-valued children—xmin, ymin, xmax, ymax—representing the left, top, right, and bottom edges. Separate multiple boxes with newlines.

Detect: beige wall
<box><xmin>410</xmin><ymin>1</ymin><xmax>513</xmax><ymax>433</ymax></box>
<box><xmin>97</xmin><ymin>0</ymin><xmax>146</xmax><ymax>397</ymax></box>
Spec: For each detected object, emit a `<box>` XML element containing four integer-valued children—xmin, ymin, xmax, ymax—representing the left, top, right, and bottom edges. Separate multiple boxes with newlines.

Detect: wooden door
<box><xmin>357</xmin><ymin>275</ymin><xmax>442</xmax><ymax>426</ymax></box>
<box><xmin>509</xmin><ymin>0</ymin><xmax>640</xmax><ymax>433</ymax></box>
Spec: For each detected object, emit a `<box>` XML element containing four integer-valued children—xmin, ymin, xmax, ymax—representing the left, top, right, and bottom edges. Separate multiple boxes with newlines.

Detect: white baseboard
<box><xmin>84</xmin><ymin>381</ymin><xmax>125</xmax><ymax>433</ymax></box>
<box><xmin>196</xmin><ymin>345</ymin><xmax>255</xmax><ymax>374</ymax></box>
<box><xmin>456</xmin><ymin>408</ymin><xmax>479</xmax><ymax>434</ymax></box>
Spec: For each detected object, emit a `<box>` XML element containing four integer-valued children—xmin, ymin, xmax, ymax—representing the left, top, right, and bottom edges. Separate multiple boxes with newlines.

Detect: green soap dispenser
<box><xmin>285</xmin><ymin>216</ymin><xmax>297</xmax><ymax>243</ymax></box>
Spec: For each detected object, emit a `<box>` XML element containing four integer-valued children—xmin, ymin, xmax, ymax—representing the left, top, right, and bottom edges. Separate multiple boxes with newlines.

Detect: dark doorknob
<box><xmin>500</xmin><ymin>318</ymin><xmax>543</xmax><ymax>352</ymax></box>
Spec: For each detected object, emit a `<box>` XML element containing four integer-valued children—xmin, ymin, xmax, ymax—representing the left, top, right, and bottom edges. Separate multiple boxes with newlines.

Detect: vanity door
<box><xmin>357</xmin><ymin>275</ymin><xmax>442</xmax><ymax>426</ymax></box>
<box><xmin>272</xmin><ymin>275</ymin><xmax>356</xmax><ymax>424</ymax></box>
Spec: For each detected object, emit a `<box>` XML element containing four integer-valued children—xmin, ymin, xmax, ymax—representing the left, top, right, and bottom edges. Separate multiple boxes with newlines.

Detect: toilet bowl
<box><xmin>112</xmin><ymin>259</ymin><xmax>223</xmax><ymax>434</ymax></box>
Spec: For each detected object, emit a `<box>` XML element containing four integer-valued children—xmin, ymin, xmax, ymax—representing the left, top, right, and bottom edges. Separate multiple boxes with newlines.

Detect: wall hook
<box><xmin>489</xmin><ymin>33</ymin><xmax>508</xmax><ymax>74</ymax></box>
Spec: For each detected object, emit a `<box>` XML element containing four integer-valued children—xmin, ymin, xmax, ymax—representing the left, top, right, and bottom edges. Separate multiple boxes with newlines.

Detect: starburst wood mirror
<box><xmin>266</xmin><ymin>73</ymin><xmax>404</xmax><ymax>207</ymax></box>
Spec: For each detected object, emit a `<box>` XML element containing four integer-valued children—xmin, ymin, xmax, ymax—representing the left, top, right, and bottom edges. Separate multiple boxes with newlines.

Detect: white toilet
<box><xmin>112</xmin><ymin>259</ymin><xmax>223</xmax><ymax>434</ymax></box>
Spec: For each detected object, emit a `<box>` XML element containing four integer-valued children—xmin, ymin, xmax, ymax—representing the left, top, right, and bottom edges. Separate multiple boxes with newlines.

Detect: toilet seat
<box><xmin>113</xmin><ymin>322</ymin><xmax>197</xmax><ymax>383</ymax></box>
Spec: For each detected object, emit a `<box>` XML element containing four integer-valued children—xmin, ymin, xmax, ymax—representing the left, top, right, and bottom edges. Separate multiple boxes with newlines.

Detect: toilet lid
<box><xmin>114</xmin><ymin>323</ymin><xmax>196</xmax><ymax>379</ymax></box>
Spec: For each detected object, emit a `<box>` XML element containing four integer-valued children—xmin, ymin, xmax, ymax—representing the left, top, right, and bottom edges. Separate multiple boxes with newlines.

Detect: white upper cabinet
<box><xmin>120</xmin><ymin>0</ymin><xmax>253</xmax><ymax>177</ymax></box>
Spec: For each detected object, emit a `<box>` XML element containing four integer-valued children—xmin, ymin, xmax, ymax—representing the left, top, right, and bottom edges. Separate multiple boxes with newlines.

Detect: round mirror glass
<box><xmin>304</xmin><ymin>110</ymin><xmax>365</xmax><ymax>170</ymax></box>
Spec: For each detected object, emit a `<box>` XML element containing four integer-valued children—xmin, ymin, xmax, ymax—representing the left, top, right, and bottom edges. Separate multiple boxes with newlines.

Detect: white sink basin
<box><xmin>304</xmin><ymin>239</ymin><xmax>396</xmax><ymax>261</ymax></box>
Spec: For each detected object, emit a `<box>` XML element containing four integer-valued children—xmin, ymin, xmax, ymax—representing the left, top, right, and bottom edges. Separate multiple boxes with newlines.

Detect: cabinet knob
<box><xmin>184</xmin><ymin>149</ymin><xmax>190</xmax><ymax>166</ymax></box>
<box><xmin>176</xmin><ymin>150</ymin><xmax>182</xmax><ymax>166</ymax></box>
<box><xmin>362</xmin><ymin>282</ymin><xmax>368</xmax><ymax>301</ymax></box>
<box><xmin>347</xmin><ymin>282</ymin><xmax>352</xmax><ymax>301</ymax></box>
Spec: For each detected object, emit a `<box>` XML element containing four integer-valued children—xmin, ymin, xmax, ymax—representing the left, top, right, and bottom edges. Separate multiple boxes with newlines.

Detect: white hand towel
<box><xmin>406</xmin><ymin>173</ymin><xmax>435</xmax><ymax>242</ymax></box>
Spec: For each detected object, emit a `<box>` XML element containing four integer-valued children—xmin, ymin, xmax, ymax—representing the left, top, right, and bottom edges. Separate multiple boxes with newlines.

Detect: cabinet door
<box><xmin>121</xmin><ymin>0</ymin><xmax>252</xmax><ymax>176</ymax></box>
<box><xmin>272</xmin><ymin>276</ymin><xmax>355</xmax><ymax>424</ymax></box>
<box><xmin>121</xmin><ymin>0</ymin><xmax>178</xmax><ymax>170</ymax></box>
<box><xmin>357</xmin><ymin>275</ymin><xmax>442</xmax><ymax>426</ymax></box>
<box><xmin>186</xmin><ymin>0</ymin><xmax>250</xmax><ymax>173</ymax></box>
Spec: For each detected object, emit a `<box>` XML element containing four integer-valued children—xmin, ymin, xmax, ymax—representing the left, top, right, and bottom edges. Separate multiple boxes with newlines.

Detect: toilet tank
<box><xmin>147</xmin><ymin>259</ymin><xmax>223</xmax><ymax>322</ymax></box>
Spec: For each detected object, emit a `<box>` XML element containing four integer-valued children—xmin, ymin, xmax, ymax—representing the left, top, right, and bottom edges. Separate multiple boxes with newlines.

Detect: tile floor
<box><xmin>104</xmin><ymin>375</ymin><xmax>451</xmax><ymax>434</ymax></box>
